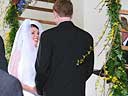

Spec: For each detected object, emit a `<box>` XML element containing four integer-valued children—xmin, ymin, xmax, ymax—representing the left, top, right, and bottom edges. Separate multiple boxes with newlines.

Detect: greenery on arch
<box><xmin>4</xmin><ymin>0</ymin><xmax>29</xmax><ymax>60</ymax></box>
<box><xmin>100</xmin><ymin>0</ymin><xmax>128</xmax><ymax>95</ymax></box>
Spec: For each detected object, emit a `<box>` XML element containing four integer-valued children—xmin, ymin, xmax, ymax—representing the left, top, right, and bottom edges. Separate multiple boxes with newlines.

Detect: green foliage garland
<box><xmin>102</xmin><ymin>0</ymin><xmax>128</xmax><ymax>95</ymax></box>
<box><xmin>4</xmin><ymin>2</ymin><xmax>19</xmax><ymax>60</ymax></box>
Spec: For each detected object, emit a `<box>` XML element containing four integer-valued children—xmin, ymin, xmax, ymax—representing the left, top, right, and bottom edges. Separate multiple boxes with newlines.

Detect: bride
<box><xmin>8</xmin><ymin>19</ymin><xmax>43</xmax><ymax>96</ymax></box>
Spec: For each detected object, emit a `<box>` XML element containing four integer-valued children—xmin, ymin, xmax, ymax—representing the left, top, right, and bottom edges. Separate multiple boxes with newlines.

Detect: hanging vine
<box><xmin>4</xmin><ymin>2</ymin><xmax>19</xmax><ymax>60</ymax></box>
<box><xmin>4</xmin><ymin>0</ymin><xmax>29</xmax><ymax>60</ymax></box>
<box><xmin>100</xmin><ymin>0</ymin><xmax>128</xmax><ymax>95</ymax></box>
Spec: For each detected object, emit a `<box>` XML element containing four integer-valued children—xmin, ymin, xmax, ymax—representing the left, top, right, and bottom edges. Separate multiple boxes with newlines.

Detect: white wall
<box><xmin>0</xmin><ymin>0</ymin><xmax>9</xmax><ymax>38</ymax></box>
<box><xmin>84</xmin><ymin>0</ymin><xmax>108</xmax><ymax>70</ymax></box>
<box><xmin>83</xmin><ymin>1</ymin><xmax>109</xmax><ymax>96</ymax></box>
<box><xmin>121</xmin><ymin>0</ymin><xmax>128</xmax><ymax>10</ymax></box>
<box><xmin>71</xmin><ymin>0</ymin><xmax>84</xmax><ymax>29</ymax></box>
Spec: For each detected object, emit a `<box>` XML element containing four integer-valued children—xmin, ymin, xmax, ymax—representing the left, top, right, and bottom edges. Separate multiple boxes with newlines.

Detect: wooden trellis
<box><xmin>18</xmin><ymin>0</ymin><xmax>56</xmax><ymax>25</ymax></box>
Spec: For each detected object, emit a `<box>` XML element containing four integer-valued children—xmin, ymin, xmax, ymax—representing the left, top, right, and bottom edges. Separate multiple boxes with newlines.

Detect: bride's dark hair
<box><xmin>31</xmin><ymin>24</ymin><xmax>39</xmax><ymax>30</ymax></box>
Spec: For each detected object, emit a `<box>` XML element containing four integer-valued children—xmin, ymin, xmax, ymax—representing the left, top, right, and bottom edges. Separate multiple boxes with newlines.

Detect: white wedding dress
<box><xmin>8</xmin><ymin>19</ymin><xmax>43</xmax><ymax>96</ymax></box>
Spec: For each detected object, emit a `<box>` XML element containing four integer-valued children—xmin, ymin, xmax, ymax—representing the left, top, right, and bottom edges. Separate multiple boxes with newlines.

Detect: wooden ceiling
<box><xmin>18</xmin><ymin>0</ymin><xmax>56</xmax><ymax>25</ymax></box>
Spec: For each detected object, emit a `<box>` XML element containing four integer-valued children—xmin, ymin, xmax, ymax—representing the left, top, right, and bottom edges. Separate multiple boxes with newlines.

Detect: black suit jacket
<box><xmin>0</xmin><ymin>36</ymin><xmax>8</xmax><ymax>72</ymax></box>
<box><xmin>35</xmin><ymin>21</ymin><xmax>94</xmax><ymax>96</ymax></box>
<box><xmin>0</xmin><ymin>69</ymin><xmax>23</xmax><ymax>96</ymax></box>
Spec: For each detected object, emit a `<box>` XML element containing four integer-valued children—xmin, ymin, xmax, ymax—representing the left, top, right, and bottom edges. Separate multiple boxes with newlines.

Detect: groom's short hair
<box><xmin>53</xmin><ymin>0</ymin><xmax>73</xmax><ymax>17</ymax></box>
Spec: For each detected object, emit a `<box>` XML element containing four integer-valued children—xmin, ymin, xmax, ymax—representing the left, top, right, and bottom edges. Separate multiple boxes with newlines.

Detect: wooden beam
<box><xmin>36</xmin><ymin>0</ymin><xmax>55</xmax><ymax>3</ymax></box>
<box><xmin>119</xmin><ymin>10</ymin><xmax>128</xmax><ymax>15</ymax></box>
<box><xmin>18</xmin><ymin>17</ymin><xmax>56</xmax><ymax>25</ymax></box>
<box><xmin>120</xmin><ymin>28</ymin><xmax>128</xmax><ymax>33</ymax></box>
<box><xmin>26</xmin><ymin>6</ymin><xmax>53</xmax><ymax>13</ymax></box>
<box><xmin>122</xmin><ymin>46</ymin><xmax>128</xmax><ymax>51</ymax></box>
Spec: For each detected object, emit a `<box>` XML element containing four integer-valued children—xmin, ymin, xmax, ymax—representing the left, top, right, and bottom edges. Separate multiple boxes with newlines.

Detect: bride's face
<box><xmin>31</xmin><ymin>26</ymin><xmax>39</xmax><ymax>47</ymax></box>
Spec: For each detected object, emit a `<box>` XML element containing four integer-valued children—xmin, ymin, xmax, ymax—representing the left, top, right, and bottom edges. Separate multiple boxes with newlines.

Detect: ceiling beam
<box><xmin>26</xmin><ymin>6</ymin><xmax>53</xmax><ymax>13</ymax></box>
<box><xmin>18</xmin><ymin>17</ymin><xmax>56</xmax><ymax>25</ymax></box>
<box><xmin>36</xmin><ymin>0</ymin><xmax>55</xmax><ymax>3</ymax></box>
<box><xmin>119</xmin><ymin>10</ymin><xmax>128</xmax><ymax>15</ymax></box>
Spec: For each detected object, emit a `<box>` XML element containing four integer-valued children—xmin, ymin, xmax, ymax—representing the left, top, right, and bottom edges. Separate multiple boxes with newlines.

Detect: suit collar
<box><xmin>57</xmin><ymin>21</ymin><xmax>74</xmax><ymax>28</ymax></box>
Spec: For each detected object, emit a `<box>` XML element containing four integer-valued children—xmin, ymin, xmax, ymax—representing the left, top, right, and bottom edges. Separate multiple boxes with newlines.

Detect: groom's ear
<box><xmin>53</xmin><ymin>10</ymin><xmax>60</xmax><ymax>24</ymax></box>
<box><xmin>53</xmin><ymin>10</ymin><xmax>59</xmax><ymax>18</ymax></box>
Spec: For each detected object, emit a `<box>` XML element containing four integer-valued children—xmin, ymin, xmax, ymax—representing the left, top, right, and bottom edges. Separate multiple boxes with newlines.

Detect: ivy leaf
<box><xmin>117</xmin><ymin>54</ymin><xmax>122</xmax><ymax>61</ymax></box>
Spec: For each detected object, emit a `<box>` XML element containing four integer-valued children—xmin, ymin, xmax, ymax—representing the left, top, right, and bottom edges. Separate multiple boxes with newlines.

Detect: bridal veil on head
<box><xmin>8</xmin><ymin>19</ymin><xmax>43</xmax><ymax>87</ymax></box>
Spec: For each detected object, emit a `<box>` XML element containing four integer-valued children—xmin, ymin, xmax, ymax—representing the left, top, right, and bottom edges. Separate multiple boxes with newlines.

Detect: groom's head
<box><xmin>53</xmin><ymin>0</ymin><xmax>73</xmax><ymax>24</ymax></box>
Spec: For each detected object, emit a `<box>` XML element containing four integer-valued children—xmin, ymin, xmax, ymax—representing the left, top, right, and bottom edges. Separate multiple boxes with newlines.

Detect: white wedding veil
<box><xmin>8</xmin><ymin>19</ymin><xmax>43</xmax><ymax>87</ymax></box>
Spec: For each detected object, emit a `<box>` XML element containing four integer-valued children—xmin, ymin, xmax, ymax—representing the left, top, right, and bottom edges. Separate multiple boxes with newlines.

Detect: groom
<box><xmin>35</xmin><ymin>0</ymin><xmax>94</xmax><ymax>96</ymax></box>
